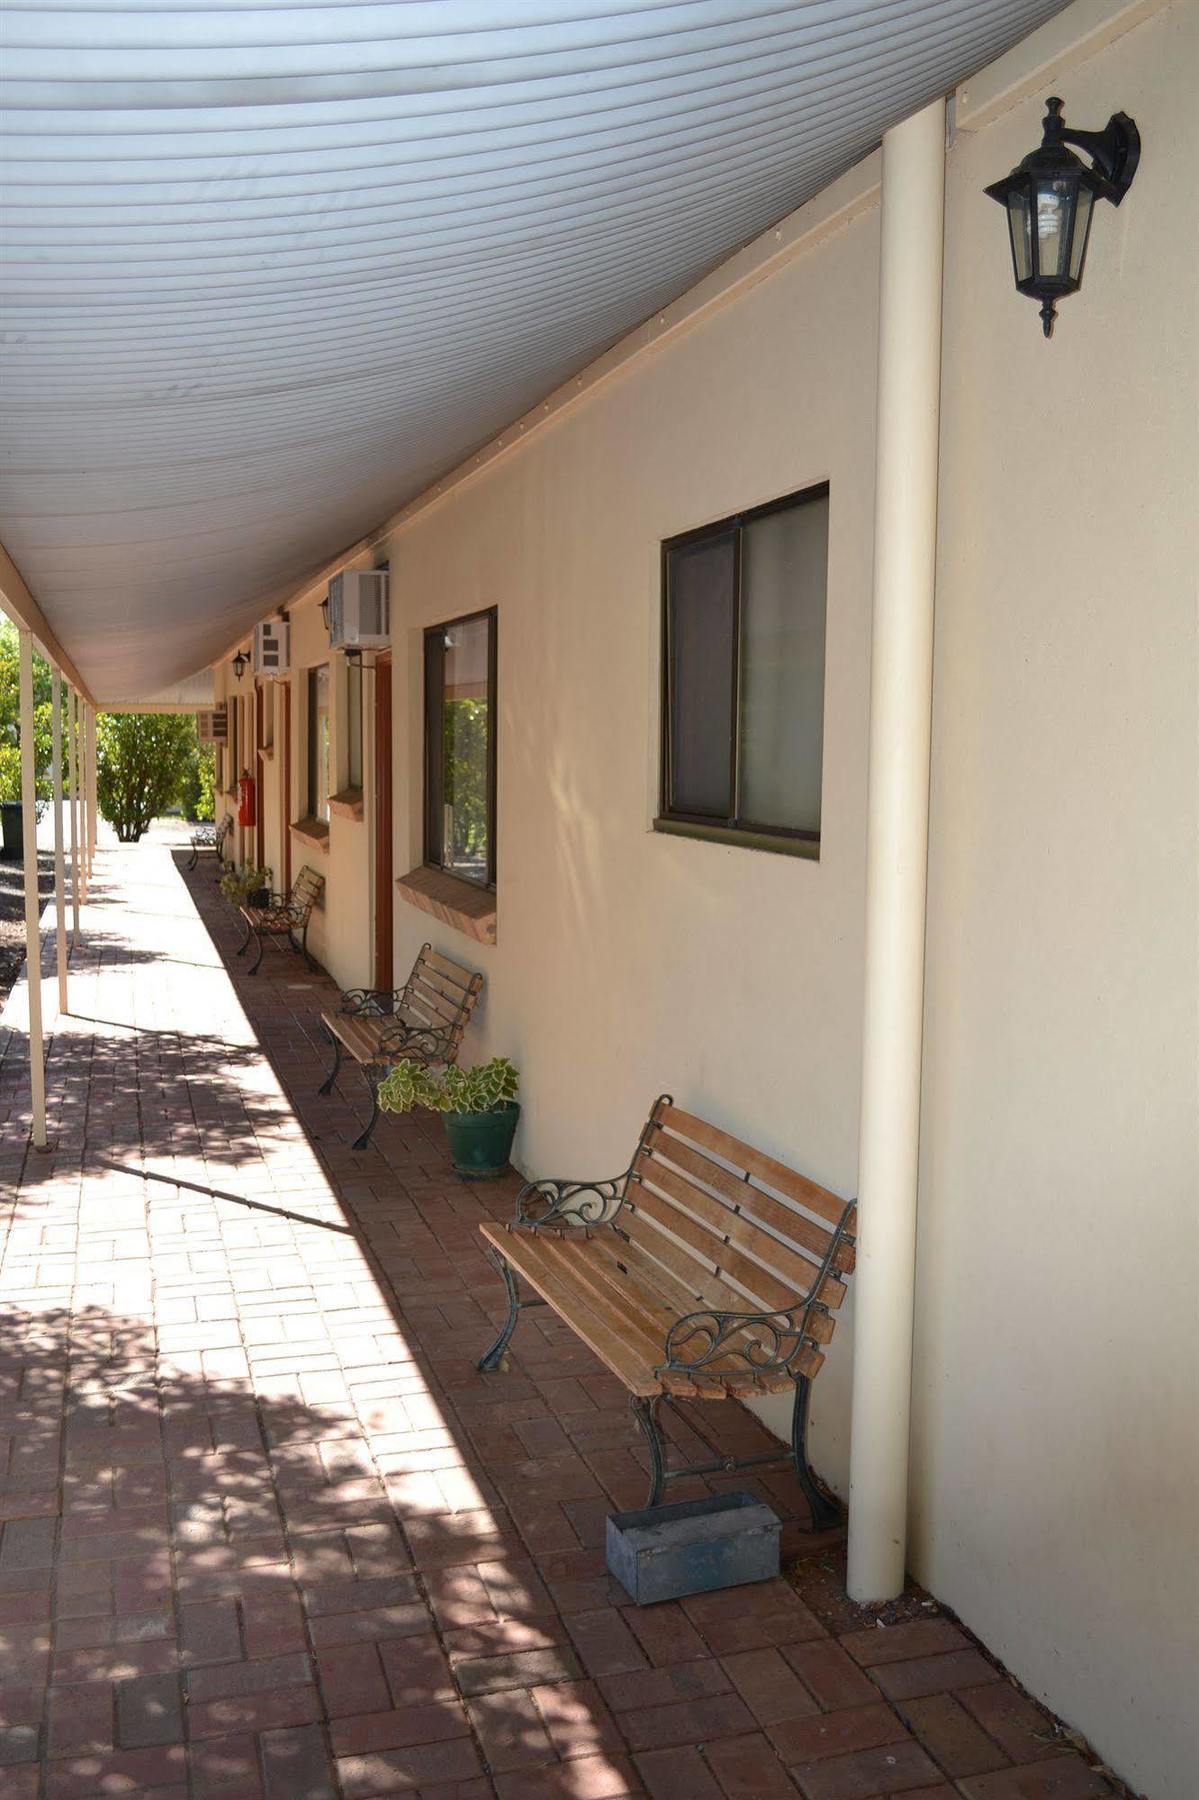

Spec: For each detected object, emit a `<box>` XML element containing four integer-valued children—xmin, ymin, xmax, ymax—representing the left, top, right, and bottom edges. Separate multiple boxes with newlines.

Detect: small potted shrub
<box><xmin>220</xmin><ymin>863</ymin><xmax>271</xmax><ymax>908</ymax></box>
<box><xmin>377</xmin><ymin>1055</ymin><xmax>519</xmax><ymax>1180</ymax></box>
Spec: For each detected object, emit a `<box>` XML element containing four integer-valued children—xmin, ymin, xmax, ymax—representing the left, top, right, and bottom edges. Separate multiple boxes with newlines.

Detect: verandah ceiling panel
<box><xmin>0</xmin><ymin>1</ymin><xmax>1067</xmax><ymax>699</ymax></box>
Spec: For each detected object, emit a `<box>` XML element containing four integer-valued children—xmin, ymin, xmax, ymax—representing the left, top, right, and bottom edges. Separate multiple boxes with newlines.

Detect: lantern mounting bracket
<box><xmin>1042</xmin><ymin>97</ymin><xmax>1140</xmax><ymax>204</ymax></box>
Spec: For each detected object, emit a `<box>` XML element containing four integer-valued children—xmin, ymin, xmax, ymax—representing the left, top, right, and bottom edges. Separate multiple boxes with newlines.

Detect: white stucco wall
<box><xmin>915</xmin><ymin>7</ymin><xmax>1199</xmax><ymax>1796</ymax></box>
<box><xmin>382</xmin><ymin>190</ymin><xmax>882</xmax><ymax>1484</ymax></box>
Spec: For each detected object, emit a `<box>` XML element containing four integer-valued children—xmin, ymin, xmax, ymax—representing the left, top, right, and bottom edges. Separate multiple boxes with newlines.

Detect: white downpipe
<box><xmin>18</xmin><ymin>628</ymin><xmax>47</xmax><ymax>1151</ymax></box>
<box><xmin>847</xmin><ymin>97</ymin><xmax>945</xmax><ymax>1602</ymax></box>
<box><xmin>51</xmin><ymin>671</ymin><xmax>68</xmax><ymax>1013</ymax></box>
<box><xmin>67</xmin><ymin>687</ymin><xmax>81</xmax><ymax>937</ymax></box>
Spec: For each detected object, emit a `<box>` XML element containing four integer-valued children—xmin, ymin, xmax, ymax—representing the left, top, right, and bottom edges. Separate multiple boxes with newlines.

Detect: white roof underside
<box><xmin>2</xmin><ymin>1</ymin><xmax>1067</xmax><ymax>701</ymax></box>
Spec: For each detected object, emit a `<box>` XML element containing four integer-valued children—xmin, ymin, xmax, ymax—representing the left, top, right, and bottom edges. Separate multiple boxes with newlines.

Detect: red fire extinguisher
<box><xmin>237</xmin><ymin>771</ymin><xmax>256</xmax><ymax>829</ymax></box>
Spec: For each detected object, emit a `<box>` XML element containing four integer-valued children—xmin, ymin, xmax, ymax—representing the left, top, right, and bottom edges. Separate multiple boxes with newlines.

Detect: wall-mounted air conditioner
<box><xmin>253</xmin><ymin>618</ymin><xmax>291</xmax><ymax>676</ymax></box>
<box><xmin>328</xmin><ymin>570</ymin><xmax>390</xmax><ymax>650</ymax></box>
<box><xmin>197</xmin><ymin>707</ymin><xmax>228</xmax><ymax>744</ymax></box>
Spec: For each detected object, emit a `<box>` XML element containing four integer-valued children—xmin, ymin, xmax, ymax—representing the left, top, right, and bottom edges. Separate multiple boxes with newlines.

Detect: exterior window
<box><xmin>347</xmin><ymin>658</ymin><xmax>363</xmax><ymax>790</ymax></box>
<box><xmin>659</xmin><ymin>483</ymin><xmax>829</xmax><ymax>849</ymax></box>
<box><xmin>306</xmin><ymin>665</ymin><xmax>331</xmax><ymax>822</ymax></box>
<box><xmin>424</xmin><ymin>608</ymin><xmax>496</xmax><ymax>888</ymax></box>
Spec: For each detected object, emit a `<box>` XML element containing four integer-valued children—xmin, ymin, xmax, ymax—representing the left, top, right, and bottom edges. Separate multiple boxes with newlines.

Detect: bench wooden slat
<box><xmin>423</xmin><ymin>946</ymin><xmax>480</xmax><ymax>987</ymax></box>
<box><xmin>643</xmin><ymin>1124</ymin><xmax>854</xmax><ymax>1276</ymax></box>
<box><xmin>530</xmin><ymin>1236</ymin><xmax>728</xmax><ymax>1396</ymax></box>
<box><xmin>629</xmin><ymin>1165</ymin><xmax>803</xmax><ymax>1316</ymax></box>
<box><xmin>658</xmin><ymin>1102</ymin><xmax>850</xmax><ymax>1229</ymax></box>
<box><xmin>636</xmin><ymin>1147</ymin><xmax>838</xmax><ymax>1302</ymax></box>
<box><xmin>481</xmin><ymin>1222</ymin><xmax>661</xmax><ymax>1396</ymax></box>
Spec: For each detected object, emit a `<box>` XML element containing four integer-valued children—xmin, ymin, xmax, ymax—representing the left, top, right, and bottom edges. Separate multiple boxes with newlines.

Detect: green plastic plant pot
<box><xmin>443</xmin><ymin>1101</ymin><xmax>520</xmax><ymax>1180</ymax></box>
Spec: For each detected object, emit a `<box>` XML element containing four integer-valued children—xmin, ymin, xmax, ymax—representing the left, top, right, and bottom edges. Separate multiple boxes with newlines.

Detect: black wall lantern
<box><xmin>319</xmin><ymin>595</ymin><xmax>330</xmax><ymax>634</ymax></box>
<box><xmin>986</xmin><ymin>96</ymin><xmax>1139</xmax><ymax>337</ymax></box>
<box><xmin>231</xmin><ymin>649</ymin><xmax>249</xmax><ymax>682</ymax></box>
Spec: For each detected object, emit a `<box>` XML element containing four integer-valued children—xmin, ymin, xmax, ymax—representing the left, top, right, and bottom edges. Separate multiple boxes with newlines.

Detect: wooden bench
<box><xmin>477</xmin><ymin>1094</ymin><xmax>856</xmax><ymax>1527</ymax></box>
<box><xmin>236</xmin><ymin>866</ymin><xmax>325</xmax><ymax>976</ymax></box>
<box><xmin>188</xmin><ymin>811</ymin><xmax>233</xmax><ymax>873</ymax></box>
<box><xmin>317</xmin><ymin>944</ymin><xmax>483</xmax><ymax>1149</ymax></box>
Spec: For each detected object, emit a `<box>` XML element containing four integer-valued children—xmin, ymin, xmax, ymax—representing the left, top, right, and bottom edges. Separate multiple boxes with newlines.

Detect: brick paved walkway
<box><xmin>0</xmin><ymin>839</ymin><xmax>1123</xmax><ymax>1798</ymax></box>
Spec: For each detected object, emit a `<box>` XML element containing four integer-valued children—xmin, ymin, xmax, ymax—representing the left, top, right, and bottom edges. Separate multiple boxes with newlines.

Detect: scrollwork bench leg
<box><xmin>631</xmin><ymin>1395</ymin><xmax>667</xmax><ymax>1508</ymax></box>
<box><xmin>351</xmin><ymin>1063</ymin><xmax>382</xmax><ymax>1151</ymax></box>
<box><xmin>477</xmin><ymin>1247</ymin><xmax>522</xmax><ymax>1372</ymax></box>
<box><xmin>317</xmin><ymin>1023</ymin><xmax>342</xmax><ymax>1097</ymax></box>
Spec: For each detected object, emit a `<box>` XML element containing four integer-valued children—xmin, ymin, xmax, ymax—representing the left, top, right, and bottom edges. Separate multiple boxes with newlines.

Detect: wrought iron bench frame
<box><xmin>317</xmin><ymin>943</ymin><xmax>483</xmax><ymax>1149</ymax></box>
<box><xmin>476</xmin><ymin>1095</ymin><xmax>856</xmax><ymax>1528</ymax></box>
<box><xmin>237</xmin><ymin>865</ymin><xmax>325</xmax><ymax>976</ymax></box>
<box><xmin>188</xmin><ymin>811</ymin><xmax>233</xmax><ymax>873</ymax></box>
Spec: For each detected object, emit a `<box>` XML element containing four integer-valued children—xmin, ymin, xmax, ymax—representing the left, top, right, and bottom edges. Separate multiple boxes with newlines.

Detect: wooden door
<box><xmin>281</xmin><ymin>680</ymin><xmax>293</xmax><ymax>890</ymax></box>
<box><xmin>373</xmin><ymin>655</ymin><xmax>394</xmax><ymax>990</ymax></box>
<box><xmin>254</xmin><ymin>684</ymin><xmax>266</xmax><ymax>869</ymax></box>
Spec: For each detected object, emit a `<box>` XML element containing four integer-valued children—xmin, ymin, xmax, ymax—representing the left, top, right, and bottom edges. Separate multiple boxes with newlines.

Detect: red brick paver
<box><xmin>0</xmin><ymin>837</ymin><xmax>1127</xmax><ymax>1797</ymax></box>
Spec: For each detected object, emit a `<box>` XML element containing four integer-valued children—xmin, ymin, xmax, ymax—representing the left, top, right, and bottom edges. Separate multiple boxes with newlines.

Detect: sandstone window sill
<box><xmin>328</xmin><ymin>788</ymin><xmax>365</xmax><ymax>821</ymax></box>
<box><xmin>396</xmin><ymin>866</ymin><xmax>496</xmax><ymax>946</ymax></box>
<box><xmin>290</xmin><ymin>817</ymin><xmax>330</xmax><ymax>852</ymax></box>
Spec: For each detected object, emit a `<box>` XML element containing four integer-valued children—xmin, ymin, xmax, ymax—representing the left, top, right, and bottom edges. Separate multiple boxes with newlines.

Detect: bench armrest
<box><xmin>658</xmin><ymin>1300</ymin><xmax>826</xmax><ymax>1381</ymax></box>
<box><xmin>339</xmin><ymin>987</ymin><xmax>404</xmax><ymax>1017</ymax></box>
<box><xmin>515</xmin><ymin>1173</ymin><xmax>630</xmax><ymax>1230</ymax></box>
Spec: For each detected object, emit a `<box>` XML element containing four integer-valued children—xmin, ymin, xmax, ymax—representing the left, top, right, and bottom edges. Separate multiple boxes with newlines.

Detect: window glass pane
<box><xmin>738</xmin><ymin>493</ymin><xmax>828</xmax><ymax>836</ymax></box>
<box><xmin>666</xmin><ymin>534</ymin><xmax>735</xmax><ymax>816</ymax></box>
<box><xmin>1068</xmin><ymin>186</ymin><xmax>1093</xmax><ymax>280</ymax></box>
<box><xmin>1007</xmin><ymin>188</ymin><xmax>1032</xmax><ymax>282</ymax></box>
<box><xmin>440</xmin><ymin>614</ymin><xmax>491</xmax><ymax>884</ymax></box>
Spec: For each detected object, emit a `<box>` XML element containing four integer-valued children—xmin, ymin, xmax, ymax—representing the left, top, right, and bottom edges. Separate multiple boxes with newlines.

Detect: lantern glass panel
<box><xmin>1034</xmin><ymin>177</ymin><xmax>1075</xmax><ymax>279</ymax></box>
<box><xmin>1007</xmin><ymin>185</ymin><xmax>1033</xmax><ymax>282</ymax></box>
<box><xmin>1068</xmin><ymin>185</ymin><xmax>1095</xmax><ymax>280</ymax></box>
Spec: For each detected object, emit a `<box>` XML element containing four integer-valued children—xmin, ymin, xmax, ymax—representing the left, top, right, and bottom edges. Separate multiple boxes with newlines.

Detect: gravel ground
<box><xmin>0</xmin><ymin>851</ymin><xmax>56</xmax><ymax>1006</ymax></box>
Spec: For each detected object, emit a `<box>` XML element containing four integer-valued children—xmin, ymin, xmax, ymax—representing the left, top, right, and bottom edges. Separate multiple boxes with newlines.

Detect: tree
<box><xmin>96</xmin><ymin>713</ymin><xmax>198</xmax><ymax>842</ymax></box>
<box><xmin>0</xmin><ymin>617</ymin><xmax>54</xmax><ymax>806</ymax></box>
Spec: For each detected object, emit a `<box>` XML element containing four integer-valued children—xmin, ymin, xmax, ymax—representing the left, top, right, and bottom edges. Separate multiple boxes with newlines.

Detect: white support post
<box><xmin>86</xmin><ymin>705</ymin><xmax>98</xmax><ymax>871</ymax></box>
<box><xmin>18</xmin><ymin>627</ymin><xmax>47</xmax><ymax>1151</ymax></box>
<box><xmin>51</xmin><ymin>670</ymin><xmax>68</xmax><ymax>1013</ymax></box>
<box><xmin>847</xmin><ymin>97</ymin><xmax>945</xmax><ymax>1603</ymax></box>
<box><xmin>67</xmin><ymin>686</ymin><xmax>81</xmax><ymax>936</ymax></box>
<box><xmin>71</xmin><ymin>688</ymin><xmax>86</xmax><ymax>909</ymax></box>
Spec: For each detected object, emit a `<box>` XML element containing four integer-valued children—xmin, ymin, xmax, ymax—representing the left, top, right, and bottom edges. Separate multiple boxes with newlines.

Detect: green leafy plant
<box><xmin>378</xmin><ymin>1055</ymin><xmax>518</xmax><ymax>1117</ymax></box>
<box><xmin>220</xmin><ymin>864</ymin><xmax>272</xmax><ymax>907</ymax></box>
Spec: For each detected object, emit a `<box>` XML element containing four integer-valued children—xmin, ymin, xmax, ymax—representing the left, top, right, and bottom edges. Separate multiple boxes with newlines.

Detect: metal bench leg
<box><xmin>300</xmin><ymin>920</ymin><xmax>317</xmax><ymax>973</ymax></box>
<box><xmin>631</xmin><ymin>1396</ymin><xmax>667</xmax><ymax>1508</ymax></box>
<box><xmin>317</xmin><ymin>1023</ymin><xmax>342</xmax><ymax>1097</ymax></box>
<box><xmin>351</xmin><ymin>1064</ymin><xmax>381</xmax><ymax>1150</ymax></box>
<box><xmin>478</xmin><ymin>1247</ymin><xmax>522</xmax><ymax>1372</ymax></box>
<box><xmin>247</xmin><ymin>929</ymin><xmax>265</xmax><ymax>976</ymax></box>
<box><xmin>791</xmin><ymin>1375</ymin><xmax>842</xmax><ymax>1530</ymax></box>
<box><xmin>187</xmin><ymin>846</ymin><xmax>198</xmax><ymax>870</ymax></box>
<box><xmin>235</xmin><ymin>914</ymin><xmax>253</xmax><ymax>957</ymax></box>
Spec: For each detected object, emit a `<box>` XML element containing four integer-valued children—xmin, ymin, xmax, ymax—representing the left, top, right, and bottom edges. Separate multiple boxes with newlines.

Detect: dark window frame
<box><xmin>423</xmin><ymin>606</ymin><xmax>498</xmax><ymax>891</ymax></box>
<box><xmin>658</xmin><ymin>481</ymin><xmax>829</xmax><ymax>851</ymax></box>
<box><xmin>306</xmin><ymin>664</ymin><xmax>331</xmax><ymax>823</ymax></box>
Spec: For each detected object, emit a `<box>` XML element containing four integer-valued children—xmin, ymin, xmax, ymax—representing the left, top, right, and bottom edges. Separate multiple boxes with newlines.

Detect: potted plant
<box><xmin>377</xmin><ymin>1055</ymin><xmax>520</xmax><ymax>1180</ymax></box>
<box><xmin>219</xmin><ymin>863</ymin><xmax>272</xmax><ymax>908</ymax></box>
